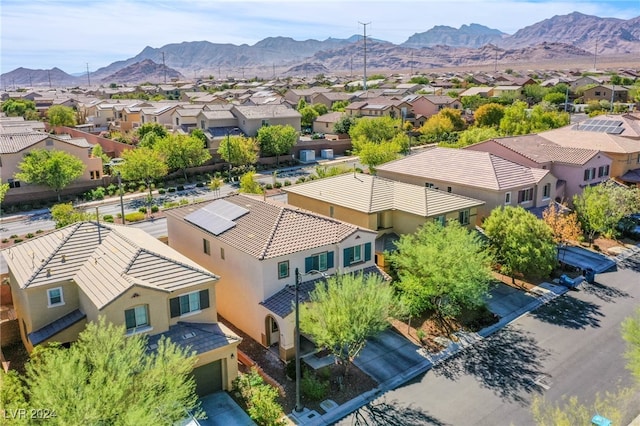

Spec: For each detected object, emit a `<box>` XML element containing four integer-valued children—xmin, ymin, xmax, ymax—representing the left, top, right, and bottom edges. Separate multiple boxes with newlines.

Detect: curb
<box><xmin>302</xmin><ymin>283</ymin><xmax>569</xmax><ymax>426</ymax></box>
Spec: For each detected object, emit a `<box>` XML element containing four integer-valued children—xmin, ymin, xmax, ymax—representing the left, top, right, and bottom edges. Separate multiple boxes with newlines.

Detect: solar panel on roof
<box><xmin>184</xmin><ymin>199</ymin><xmax>249</xmax><ymax>236</ymax></box>
<box><xmin>610</xmin><ymin>127</ymin><xmax>624</xmax><ymax>135</ymax></box>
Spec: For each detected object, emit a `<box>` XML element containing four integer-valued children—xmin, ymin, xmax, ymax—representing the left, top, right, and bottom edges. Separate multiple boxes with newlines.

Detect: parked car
<box><xmin>617</xmin><ymin>214</ymin><xmax>640</xmax><ymax>240</ymax></box>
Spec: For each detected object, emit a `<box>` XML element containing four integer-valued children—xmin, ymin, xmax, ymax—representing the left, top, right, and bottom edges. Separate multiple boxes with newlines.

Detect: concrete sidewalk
<box><xmin>297</xmin><ymin>282</ymin><xmax>568</xmax><ymax>426</ymax></box>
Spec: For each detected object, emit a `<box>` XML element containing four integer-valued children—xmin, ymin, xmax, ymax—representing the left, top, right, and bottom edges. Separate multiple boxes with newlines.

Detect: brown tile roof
<box><xmin>539</xmin><ymin>127</ymin><xmax>640</xmax><ymax>154</ymax></box>
<box><xmin>2</xmin><ymin>222</ymin><xmax>218</xmax><ymax>309</ymax></box>
<box><xmin>285</xmin><ymin>173</ymin><xmax>484</xmax><ymax>217</ymax></box>
<box><xmin>0</xmin><ymin>132</ymin><xmax>48</xmax><ymax>153</ymax></box>
<box><xmin>484</xmin><ymin>135</ymin><xmax>602</xmax><ymax>165</ymax></box>
<box><xmin>376</xmin><ymin>147</ymin><xmax>550</xmax><ymax>191</ymax></box>
<box><xmin>165</xmin><ymin>194</ymin><xmax>371</xmax><ymax>260</ymax></box>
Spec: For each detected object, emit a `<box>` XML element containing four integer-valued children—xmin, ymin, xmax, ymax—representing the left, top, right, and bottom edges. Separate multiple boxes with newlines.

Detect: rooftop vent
<box><xmin>182</xmin><ymin>332</ymin><xmax>196</xmax><ymax>340</ymax></box>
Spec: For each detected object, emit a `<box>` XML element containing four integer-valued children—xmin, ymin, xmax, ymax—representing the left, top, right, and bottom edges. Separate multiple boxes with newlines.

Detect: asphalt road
<box><xmin>342</xmin><ymin>251</ymin><xmax>640</xmax><ymax>426</ymax></box>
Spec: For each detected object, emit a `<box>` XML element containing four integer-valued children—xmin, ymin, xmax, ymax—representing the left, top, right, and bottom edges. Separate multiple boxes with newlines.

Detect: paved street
<box><xmin>341</xmin><ymin>251</ymin><xmax>640</xmax><ymax>426</ymax></box>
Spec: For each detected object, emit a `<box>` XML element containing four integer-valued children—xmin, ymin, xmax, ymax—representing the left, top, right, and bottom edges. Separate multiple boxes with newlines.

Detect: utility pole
<box><xmin>410</xmin><ymin>51</ymin><xmax>414</xmax><ymax>76</ymax></box>
<box><xmin>494</xmin><ymin>45</ymin><xmax>498</xmax><ymax>72</ymax></box>
<box><xmin>28</xmin><ymin>74</ymin><xmax>32</xmax><ymax>87</ymax></box>
<box><xmin>86</xmin><ymin>63</ymin><xmax>91</xmax><ymax>86</ymax></box>
<box><xmin>350</xmin><ymin>56</ymin><xmax>353</xmax><ymax>77</ymax></box>
<box><xmin>47</xmin><ymin>70</ymin><xmax>52</xmax><ymax>88</ymax></box>
<box><xmin>162</xmin><ymin>52</ymin><xmax>167</xmax><ymax>83</ymax></box>
<box><xmin>273</xmin><ymin>63</ymin><xmax>276</xmax><ymax>79</ymax></box>
<box><xmin>593</xmin><ymin>39</ymin><xmax>598</xmax><ymax>71</ymax></box>
<box><xmin>359</xmin><ymin>21</ymin><xmax>370</xmax><ymax>91</ymax></box>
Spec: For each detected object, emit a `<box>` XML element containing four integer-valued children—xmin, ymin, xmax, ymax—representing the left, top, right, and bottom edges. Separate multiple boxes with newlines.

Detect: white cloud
<box><xmin>1</xmin><ymin>0</ymin><xmax>636</xmax><ymax>74</ymax></box>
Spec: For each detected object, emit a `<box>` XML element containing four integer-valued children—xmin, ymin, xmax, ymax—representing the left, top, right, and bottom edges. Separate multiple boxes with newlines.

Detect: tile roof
<box><xmin>260</xmin><ymin>265</ymin><xmax>390</xmax><ymax>318</ymax></box>
<box><xmin>146</xmin><ymin>322</ymin><xmax>240</xmax><ymax>355</ymax></box>
<box><xmin>484</xmin><ymin>135</ymin><xmax>601</xmax><ymax>165</ymax></box>
<box><xmin>200</xmin><ymin>110</ymin><xmax>236</xmax><ymax>120</ymax></box>
<box><xmin>539</xmin><ymin>127</ymin><xmax>640</xmax><ymax>154</ymax></box>
<box><xmin>165</xmin><ymin>194</ymin><xmax>370</xmax><ymax>260</ymax></box>
<box><xmin>232</xmin><ymin>104</ymin><xmax>301</xmax><ymax>119</ymax></box>
<box><xmin>28</xmin><ymin>309</ymin><xmax>86</xmax><ymax>345</ymax></box>
<box><xmin>0</xmin><ymin>132</ymin><xmax>48</xmax><ymax>153</ymax></box>
<box><xmin>2</xmin><ymin>222</ymin><xmax>219</xmax><ymax>309</ymax></box>
<box><xmin>285</xmin><ymin>173</ymin><xmax>484</xmax><ymax>217</ymax></box>
<box><xmin>423</xmin><ymin>95</ymin><xmax>458</xmax><ymax>105</ymax></box>
<box><xmin>376</xmin><ymin>147</ymin><xmax>550</xmax><ymax>191</ymax></box>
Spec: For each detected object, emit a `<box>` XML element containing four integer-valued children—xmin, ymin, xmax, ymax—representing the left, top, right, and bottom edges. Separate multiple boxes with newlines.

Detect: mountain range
<box><xmin>2</xmin><ymin>12</ymin><xmax>639</xmax><ymax>87</ymax></box>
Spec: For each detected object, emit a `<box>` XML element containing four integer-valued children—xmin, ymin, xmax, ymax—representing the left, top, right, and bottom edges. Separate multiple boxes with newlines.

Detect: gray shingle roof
<box><xmin>28</xmin><ymin>309</ymin><xmax>86</xmax><ymax>345</ymax></box>
<box><xmin>285</xmin><ymin>173</ymin><xmax>484</xmax><ymax>217</ymax></box>
<box><xmin>146</xmin><ymin>322</ymin><xmax>240</xmax><ymax>355</ymax></box>
<box><xmin>232</xmin><ymin>104</ymin><xmax>301</xmax><ymax>119</ymax></box>
<box><xmin>165</xmin><ymin>195</ymin><xmax>370</xmax><ymax>260</ymax></box>
<box><xmin>376</xmin><ymin>147</ymin><xmax>549</xmax><ymax>191</ymax></box>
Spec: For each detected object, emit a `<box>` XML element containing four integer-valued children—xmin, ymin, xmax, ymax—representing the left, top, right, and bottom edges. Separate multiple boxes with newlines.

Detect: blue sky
<box><xmin>1</xmin><ymin>0</ymin><xmax>638</xmax><ymax>75</ymax></box>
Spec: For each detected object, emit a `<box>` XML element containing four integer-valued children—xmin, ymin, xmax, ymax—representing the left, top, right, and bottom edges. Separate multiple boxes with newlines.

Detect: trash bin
<box><xmin>591</xmin><ymin>414</ymin><xmax>611</xmax><ymax>426</ymax></box>
<box><xmin>584</xmin><ymin>267</ymin><xmax>596</xmax><ymax>284</ymax></box>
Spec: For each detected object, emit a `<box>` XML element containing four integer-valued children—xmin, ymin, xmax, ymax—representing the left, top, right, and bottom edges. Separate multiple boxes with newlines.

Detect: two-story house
<box><xmin>583</xmin><ymin>85</ymin><xmax>629</xmax><ymax>103</ymax></box>
<box><xmin>3</xmin><ymin>222</ymin><xmax>240</xmax><ymax>395</ymax></box>
<box><xmin>231</xmin><ymin>104</ymin><xmax>301</xmax><ymax>136</ymax></box>
<box><xmin>376</xmin><ymin>147</ymin><xmax>557</xmax><ymax>223</ymax></box>
<box><xmin>164</xmin><ymin>195</ymin><xmax>382</xmax><ymax>361</ymax></box>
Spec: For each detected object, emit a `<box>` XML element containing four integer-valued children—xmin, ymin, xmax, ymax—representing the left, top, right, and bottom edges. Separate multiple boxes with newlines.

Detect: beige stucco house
<box><xmin>285</xmin><ymin>173</ymin><xmax>485</xmax><ymax>268</ymax></box>
<box><xmin>3</xmin><ymin>222</ymin><xmax>240</xmax><ymax>395</ymax></box>
<box><xmin>376</xmin><ymin>147</ymin><xmax>557</xmax><ymax>223</ymax></box>
<box><xmin>164</xmin><ymin>194</ymin><xmax>381</xmax><ymax>361</ymax></box>
<box><xmin>466</xmin><ymin>135</ymin><xmax>613</xmax><ymax>204</ymax></box>
<box><xmin>231</xmin><ymin>105</ymin><xmax>301</xmax><ymax>136</ymax></box>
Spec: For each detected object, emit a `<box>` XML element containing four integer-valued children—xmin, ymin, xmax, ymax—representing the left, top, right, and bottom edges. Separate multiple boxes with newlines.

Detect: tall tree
<box><xmin>349</xmin><ymin>117</ymin><xmax>407</xmax><ymax>170</ymax></box>
<box><xmin>455</xmin><ymin>127</ymin><xmax>501</xmax><ymax>147</ymax></box>
<box><xmin>154</xmin><ymin>134</ymin><xmax>211</xmax><ymax>181</ymax></box>
<box><xmin>542</xmin><ymin>204</ymin><xmax>583</xmax><ymax>245</ymax></box>
<box><xmin>299</xmin><ymin>273</ymin><xmax>395</xmax><ymax>370</ymax></box>
<box><xmin>474</xmin><ymin>103</ymin><xmax>505</xmax><ymax>127</ymax></box>
<box><xmin>0</xmin><ymin>179</ymin><xmax>8</xmax><ymax>203</ymax></box>
<box><xmin>438</xmin><ymin>108</ymin><xmax>466</xmax><ymax>131</ymax></box>
<box><xmin>419</xmin><ymin>114</ymin><xmax>455</xmax><ymax>142</ymax></box>
<box><xmin>50</xmin><ymin>203</ymin><xmax>92</xmax><ymax>228</ymax></box>
<box><xmin>1</xmin><ymin>98</ymin><xmax>38</xmax><ymax>119</ymax></box>
<box><xmin>299</xmin><ymin>105</ymin><xmax>319</xmax><ymax>129</ymax></box>
<box><xmin>136</xmin><ymin>123</ymin><xmax>168</xmax><ymax>147</ymax></box>
<box><xmin>356</xmin><ymin>140</ymin><xmax>403</xmax><ymax>172</ymax></box>
<box><xmin>333</xmin><ymin>116</ymin><xmax>356</xmax><ymax>134</ymax></box>
<box><xmin>3</xmin><ymin>318</ymin><xmax>200</xmax><ymax>425</ymax></box>
<box><xmin>484</xmin><ymin>206</ymin><xmax>557</xmax><ymax>281</ymax></box>
<box><xmin>256</xmin><ymin>125</ymin><xmax>298</xmax><ymax>167</ymax></box>
<box><xmin>238</xmin><ymin>171</ymin><xmax>263</xmax><ymax>194</ymax></box>
<box><xmin>46</xmin><ymin>105</ymin><xmax>77</xmax><ymax>127</ymax></box>
<box><xmin>118</xmin><ymin>146</ymin><xmax>168</xmax><ymax>198</ymax></box>
<box><xmin>389</xmin><ymin>221</ymin><xmax>493</xmax><ymax>331</ymax></box>
<box><xmin>16</xmin><ymin>149</ymin><xmax>85</xmax><ymax>201</ymax></box>
<box><xmin>217</xmin><ymin>135</ymin><xmax>258</xmax><ymax>168</ymax></box>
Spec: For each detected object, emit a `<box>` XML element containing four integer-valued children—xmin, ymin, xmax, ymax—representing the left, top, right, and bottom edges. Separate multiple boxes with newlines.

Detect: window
<box><xmin>46</xmin><ymin>139</ymin><xmax>53</xmax><ymax>146</ymax></box>
<box><xmin>170</xmin><ymin>289</ymin><xmax>210</xmax><ymax>318</ymax></box>
<box><xmin>584</xmin><ymin>168</ymin><xmax>596</xmax><ymax>181</ymax></box>
<box><xmin>175</xmin><ymin>117</ymin><xmax>179</xmax><ymax>125</ymax></box>
<box><xmin>8</xmin><ymin>179</ymin><xmax>20</xmax><ymax>188</ymax></box>
<box><xmin>203</xmin><ymin>238</ymin><xmax>210</xmax><ymax>255</ymax></box>
<box><xmin>425</xmin><ymin>182</ymin><xmax>434</xmax><ymax>188</ymax></box>
<box><xmin>595</xmin><ymin>91</ymin><xmax>601</xmax><ymax>96</ymax></box>
<box><xmin>47</xmin><ymin>287</ymin><xmax>64</xmax><ymax>307</ymax></box>
<box><xmin>542</xmin><ymin>183</ymin><xmax>551</xmax><ymax>199</ymax></box>
<box><xmin>278</xmin><ymin>261</ymin><xmax>289</xmax><ymax>279</ymax></box>
<box><xmin>343</xmin><ymin>243</ymin><xmax>371</xmax><ymax>267</ymax></box>
<box><xmin>505</xmin><ymin>192</ymin><xmax>511</xmax><ymax>204</ymax></box>
<box><xmin>435</xmin><ymin>215</ymin><xmax>446</xmax><ymax>226</ymax></box>
<box><xmin>458</xmin><ymin>209</ymin><xmax>470</xmax><ymax>225</ymax></box>
<box><xmin>90</xmin><ymin>170</ymin><xmax>100</xmax><ymax>180</ymax></box>
<box><xmin>305</xmin><ymin>251</ymin><xmax>333</xmax><ymax>273</ymax></box>
<box><xmin>125</xmin><ymin>305</ymin><xmax>149</xmax><ymax>332</ymax></box>
<box><xmin>329</xmin><ymin>206</ymin><xmax>334</xmax><ymax>217</ymax></box>
<box><xmin>201</xmin><ymin>120</ymin><xmax>205</xmax><ymax>129</ymax></box>
<box><xmin>517</xmin><ymin>188</ymin><xmax>534</xmax><ymax>203</ymax></box>
<box><xmin>220</xmin><ymin>247</ymin><xmax>225</xmax><ymax>260</ymax></box>
<box><xmin>447</xmin><ymin>187</ymin><xmax>452</xmax><ymax>193</ymax></box>
<box><xmin>598</xmin><ymin>165</ymin><xmax>610</xmax><ymax>177</ymax></box>
<box><xmin>261</xmin><ymin>119</ymin><xmax>269</xmax><ymax>127</ymax></box>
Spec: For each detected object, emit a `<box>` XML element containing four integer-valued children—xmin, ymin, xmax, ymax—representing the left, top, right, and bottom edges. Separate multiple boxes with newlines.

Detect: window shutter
<box><xmin>327</xmin><ymin>251</ymin><xmax>334</xmax><ymax>269</ymax></box>
<box><xmin>305</xmin><ymin>256</ymin><xmax>313</xmax><ymax>273</ymax></box>
<box><xmin>170</xmin><ymin>297</ymin><xmax>180</xmax><ymax>318</ymax></box>
<box><xmin>125</xmin><ymin>309</ymin><xmax>136</xmax><ymax>329</ymax></box>
<box><xmin>199</xmin><ymin>289</ymin><xmax>210</xmax><ymax>310</ymax></box>
<box><xmin>343</xmin><ymin>247</ymin><xmax>352</xmax><ymax>267</ymax></box>
<box><xmin>364</xmin><ymin>243</ymin><xmax>372</xmax><ymax>262</ymax></box>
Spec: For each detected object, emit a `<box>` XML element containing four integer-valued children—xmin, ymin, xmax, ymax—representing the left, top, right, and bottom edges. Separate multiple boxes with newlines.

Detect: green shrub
<box><xmin>124</xmin><ymin>212</ymin><xmax>146</xmax><ymax>222</ymax></box>
<box><xmin>1</xmin><ymin>239</ymin><xmax>8</xmax><ymax>243</ymax></box>
<box><xmin>137</xmin><ymin>184</ymin><xmax>147</xmax><ymax>192</ymax></box>
<box><xmin>176</xmin><ymin>178</ymin><xmax>186</xmax><ymax>185</ymax></box>
<box><xmin>301</xmin><ymin>371</ymin><xmax>328</xmax><ymax>401</ymax></box>
<box><xmin>36</xmin><ymin>230</ymin><xmax>43</xmax><ymax>234</ymax></box>
<box><xmin>91</xmin><ymin>187</ymin><xmax>106</xmax><ymax>200</ymax></box>
<box><xmin>176</xmin><ymin>185</ymin><xmax>185</xmax><ymax>191</ymax></box>
<box><xmin>179</xmin><ymin>199</ymin><xmax>189</xmax><ymax>206</ymax></box>
<box><xmin>10</xmin><ymin>235</ymin><xmax>18</xmax><ymax>239</ymax></box>
<box><xmin>13</xmin><ymin>238</ymin><xmax>23</xmax><ymax>243</ymax></box>
<box><xmin>106</xmin><ymin>184</ymin><xmax>118</xmax><ymax>195</ymax></box>
<box><xmin>25</xmin><ymin>233</ymin><xmax>34</xmax><ymax>239</ymax></box>
<box><xmin>274</xmin><ymin>182</ymin><xmax>282</xmax><ymax>189</ymax></box>
<box><xmin>168</xmin><ymin>187</ymin><xmax>176</xmax><ymax>193</ymax></box>
<box><xmin>296</xmin><ymin>177</ymin><xmax>306</xmax><ymax>184</ymax></box>
<box><xmin>20</xmin><ymin>204</ymin><xmax>31</xmax><ymax>211</ymax></box>
<box><xmin>103</xmin><ymin>214</ymin><xmax>114</xmax><ymax>223</ymax></box>
<box><xmin>284</xmin><ymin>180</ymin><xmax>292</xmax><ymax>186</ymax></box>
<box><xmin>163</xmin><ymin>201</ymin><xmax>180</xmax><ymax>209</ymax></box>
<box><xmin>195</xmin><ymin>182</ymin><xmax>204</xmax><ymax>188</ymax></box>
<box><xmin>138</xmin><ymin>207</ymin><xmax>147</xmax><ymax>214</ymax></box>
<box><xmin>233</xmin><ymin>368</ymin><xmax>285</xmax><ymax>426</ymax></box>
<box><xmin>151</xmin><ymin>205</ymin><xmax>159</xmax><ymax>213</ymax></box>
<box><xmin>158</xmin><ymin>188</ymin><xmax>166</xmax><ymax>195</ymax></box>
<box><xmin>265</xmin><ymin>183</ymin><xmax>273</xmax><ymax>190</ymax></box>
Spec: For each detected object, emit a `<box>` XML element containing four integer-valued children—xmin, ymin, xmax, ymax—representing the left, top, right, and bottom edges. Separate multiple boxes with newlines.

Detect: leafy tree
<box><xmin>299</xmin><ymin>105</ymin><xmax>320</xmax><ymax>128</ymax></box>
<box><xmin>622</xmin><ymin>307</ymin><xmax>640</xmax><ymax>382</ymax></box>
<box><xmin>50</xmin><ymin>203</ymin><xmax>92</xmax><ymax>228</ymax></box>
<box><xmin>191</xmin><ymin>128</ymin><xmax>208</xmax><ymax>147</ymax></box>
<box><xmin>299</xmin><ymin>273</ymin><xmax>395</xmax><ymax>369</ymax></box>
<box><xmin>239</xmin><ymin>171</ymin><xmax>264</xmax><ymax>194</ymax></box>
<box><xmin>409</xmin><ymin>76</ymin><xmax>429</xmax><ymax>85</ymax></box>
<box><xmin>0</xmin><ymin>180</ymin><xmax>8</xmax><ymax>203</ymax></box>
<box><xmin>349</xmin><ymin>116</ymin><xmax>401</xmax><ymax>146</ymax></box>
<box><xmin>331</xmin><ymin>100</ymin><xmax>350</xmax><ymax>112</ymax></box>
<box><xmin>484</xmin><ymin>206</ymin><xmax>557</xmax><ymax>281</ymax></box>
<box><xmin>296</xmin><ymin>98</ymin><xmax>307</xmax><ymax>111</ymax></box>
<box><xmin>438</xmin><ymin>108</ymin><xmax>466</xmax><ymax>131</ymax></box>
<box><xmin>7</xmin><ymin>318</ymin><xmax>200</xmax><ymax>425</ymax></box>
<box><xmin>333</xmin><ymin>115</ymin><xmax>356</xmax><ymax>134</ymax></box>
<box><xmin>454</xmin><ymin>127</ymin><xmax>501</xmax><ymax>148</ymax></box>
<box><xmin>16</xmin><ymin>149</ymin><xmax>85</xmax><ymax>201</ymax></box>
<box><xmin>419</xmin><ymin>114</ymin><xmax>455</xmax><ymax>142</ymax></box>
<box><xmin>523</xmin><ymin>84</ymin><xmax>548</xmax><ymax>104</ymax></box>
<box><xmin>542</xmin><ymin>204</ymin><xmax>583</xmax><ymax>245</ymax></box>
<box><xmin>389</xmin><ymin>221</ymin><xmax>493</xmax><ymax>332</ymax></box>
<box><xmin>1</xmin><ymin>98</ymin><xmax>37</xmax><ymax>118</ymax></box>
<box><xmin>256</xmin><ymin>125</ymin><xmax>298</xmax><ymax>167</ymax></box>
<box><xmin>218</xmin><ymin>135</ymin><xmax>258</xmax><ymax>169</ymax></box>
<box><xmin>136</xmin><ymin>122</ymin><xmax>168</xmax><ymax>141</ymax></box>
<box><xmin>461</xmin><ymin>94</ymin><xmax>489</xmax><ymax>111</ymax></box>
<box><xmin>118</xmin><ymin>146</ymin><xmax>168</xmax><ymax>197</ymax></box>
<box><xmin>311</xmin><ymin>103</ymin><xmax>328</xmax><ymax>116</ymax></box>
<box><xmin>233</xmin><ymin>368</ymin><xmax>285</xmax><ymax>426</ymax></box>
<box><xmin>46</xmin><ymin>105</ymin><xmax>77</xmax><ymax>127</ymax></box>
<box><xmin>573</xmin><ymin>181</ymin><xmax>640</xmax><ymax>241</ymax></box>
<box><xmin>154</xmin><ymin>134</ymin><xmax>211</xmax><ymax>181</ymax></box>
<box><xmin>90</xmin><ymin>144</ymin><xmax>110</xmax><ymax>169</ymax></box>
<box><xmin>499</xmin><ymin>101</ymin><xmax>568</xmax><ymax>136</ymax></box>
<box><xmin>543</xmin><ymin>92</ymin><xmax>566</xmax><ymax>106</ymax></box>
<box><xmin>474</xmin><ymin>103</ymin><xmax>505</xmax><ymax>127</ymax></box>
<box><xmin>208</xmin><ymin>176</ymin><xmax>224</xmax><ymax>198</ymax></box>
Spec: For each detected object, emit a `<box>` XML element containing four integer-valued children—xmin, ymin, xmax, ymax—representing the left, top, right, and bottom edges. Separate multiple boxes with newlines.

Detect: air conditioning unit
<box><xmin>300</xmin><ymin>150</ymin><xmax>315</xmax><ymax>163</ymax></box>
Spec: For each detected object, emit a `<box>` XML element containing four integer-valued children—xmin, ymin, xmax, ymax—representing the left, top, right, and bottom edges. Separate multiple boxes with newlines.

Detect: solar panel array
<box><xmin>574</xmin><ymin>119</ymin><xmax>624</xmax><ymax>135</ymax></box>
<box><xmin>185</xmin><ymin>199</ymin><xmax>249</xmax><ymax>236</ymax></box>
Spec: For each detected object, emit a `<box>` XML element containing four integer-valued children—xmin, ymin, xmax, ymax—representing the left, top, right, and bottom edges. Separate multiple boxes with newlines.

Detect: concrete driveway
<box><xmin>485</xmin><ymin>282</ymin><xmax>539</xmax><ymax>318</ymax></box>
<box><xmin>182</xmin><ymin>392</ymin><xmax>255</xmax><ymax>426</ymax></box>
<box><xmin>558</xmin><ymin>245</ymin><xmax>616</xmax><ymax>273</ymax></box>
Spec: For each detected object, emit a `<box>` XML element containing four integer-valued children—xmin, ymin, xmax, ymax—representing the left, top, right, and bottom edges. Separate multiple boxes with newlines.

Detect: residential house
<box><xmin>466</xmin><ymin>135</ymin><xmax>612</xmax><ymax>204</ymax></box>
<box><xmin>459</xmin><ymin>87</ymin><xmax>494</xmax><ymax>98</ymax></box>
<box><xmin>231</xmin><ymin>104</ymin><xmax>301</xmax><ymax>136</ymax></box>
<box><xmin>344</xmin><ymin>97</ymin><xmax>413</xmax><ymax>120</ymax></box>
<box><xmin>491</xmin><ymin>85</ymin><xmax>523</xmax><ymax>100</ymax></box>
<box><xmin>376</xmin><ymin>147</ymin><xmax>557</xmax><ymax>222</ymax></box>
<box><xmin>570</xmin><ymin>75</ymin><xmax>603</xmax><ymax>91</ymax></box>
<box><xmin>170</xmin><ymin>105</ymin><xmax>205</xmax><ymax>131</ymax></box>
<box><xmin>583</xmin><ymin>85</ymin><xmax>629</xmax><ymax>103</ymax></box>
<box><xmin>140</xmin><ymin>103</ymin><xmax>180</xmax><ymax>128</ymax></box>
<box><xmin>3</xmin><ymin>222</ymin><xmax>240</xmax><ymax>395</ymax></box>
<box><xmin>164</xmin><ymin>194</ymin><xmax>381</xmax><ymax>361</ymax></box>
<box><xmin>284</xmin><ymin>88</ymin><xmax>332</xmax><ymax>105</ymax></box>
<box><xmin>285</xmin><ymin>173</ymin><xmax>484</xmax><ymax>267</ymax></box>
<box><xmin>313</xmin><ymin>112</ymin><xmax>344</xmax><ymax>135</ymax></box>
<box><xmin>409</xmin><ymin>95</ymin><xmax>463</xmax><ymax>119</ymax></box>
<box><xmin>310</xmin><ymin>92</ymin><xmax>357</xmax><ymax>110</ymax></box>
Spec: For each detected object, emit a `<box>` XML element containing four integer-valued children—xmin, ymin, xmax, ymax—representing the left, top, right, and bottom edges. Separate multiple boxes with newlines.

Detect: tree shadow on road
<box><xmin>350</xmin><ymin>398</ymin><xmax>449</xmax><ymax>426</ymax></box>
<box><xmin>579</xmin><ymin>280</ymin><xmax>630</xmax><ymax>303</ymax></box>
<box><xmin>529</xmin><ymin>295</ymin><xmax>603</xmax><ymax>329</ymax></box>
<box><xmin>432</xmin><ymin>327</ymin><xmax>549</xmax><ymax>405</ymax></box>
<box><xmin>616</xmin><ymin>254</ymin><xmax>640</xmax><ymax>273</ymax></box>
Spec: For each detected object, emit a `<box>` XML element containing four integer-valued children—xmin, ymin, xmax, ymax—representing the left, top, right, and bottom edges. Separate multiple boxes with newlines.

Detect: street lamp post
<box><xmin>294</xmin><ymin>267</ymin><xmax>328</xmax><ymax>413</ymax></box>
<box><xmin>117</xmin><ymin>171</ymin><xmax>126</xmax><ymax>226</ymax></box>
<box><xmin>226</xmin><ymin>130</ymin><xmax>232</xmax><ymax>183</ymax></box>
